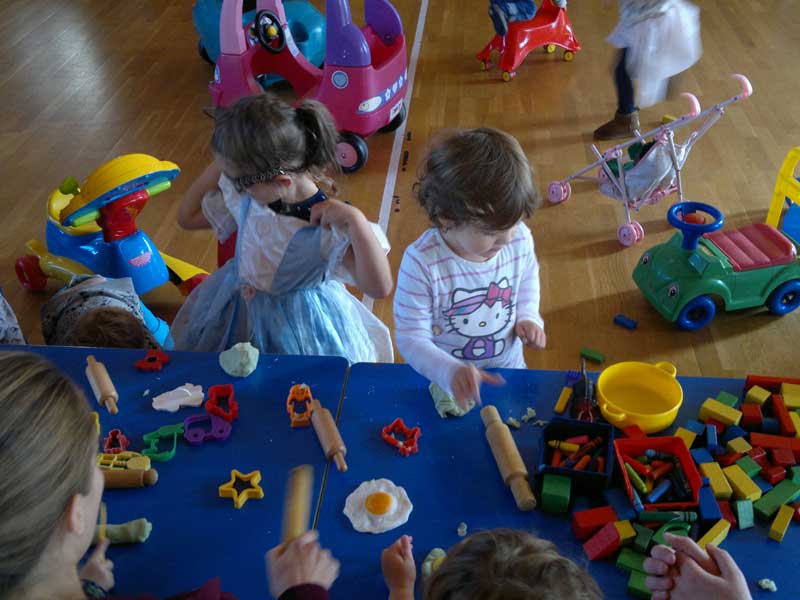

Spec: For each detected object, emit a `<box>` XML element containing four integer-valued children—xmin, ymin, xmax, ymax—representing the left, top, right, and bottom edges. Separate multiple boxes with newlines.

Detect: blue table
<box><xmin>1</xmin><ymin>346</ymin><xmax>348</xmax><ymax>599</ymax></box>
<box><xmin>317</xmin><ymin>363</ymin><xmax>791</xmax><ymax>599</ymax></box>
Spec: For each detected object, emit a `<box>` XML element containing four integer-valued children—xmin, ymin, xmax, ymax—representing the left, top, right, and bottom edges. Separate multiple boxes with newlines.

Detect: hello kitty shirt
<box><xmin>393</xmin><ymin>223</ymin><xmax>543</xmax><ymax>395</ymax></box>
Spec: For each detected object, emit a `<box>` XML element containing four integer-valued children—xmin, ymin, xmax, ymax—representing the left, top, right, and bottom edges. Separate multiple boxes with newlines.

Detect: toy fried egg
<box><xmin>343</xmin><ymin>479</ymin><xmax>412</xmax><ymax>534</ymax></box>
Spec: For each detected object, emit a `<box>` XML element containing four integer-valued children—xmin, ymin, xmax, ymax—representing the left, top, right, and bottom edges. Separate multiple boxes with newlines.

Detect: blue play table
<box><xmin>316</xmin><ymin>363</ymin><xmax>791</xmax><ymax>599</ymax></box>
<box><xmin>0</xmin><ymin>346</ymin><xmax>348</xmax><ymax>599</ymax></box>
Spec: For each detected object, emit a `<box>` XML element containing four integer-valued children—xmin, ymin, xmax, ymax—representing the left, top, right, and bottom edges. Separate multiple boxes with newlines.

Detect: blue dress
<box><xmin>169</xmin><ymin>177</ymin><xmax>393</xmax><ymax>364</ymax></box>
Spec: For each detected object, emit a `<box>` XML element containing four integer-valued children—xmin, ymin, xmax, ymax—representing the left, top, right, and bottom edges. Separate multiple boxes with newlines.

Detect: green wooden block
<box><xmin>580</xmin><ymin>347</ymin><xmax>605</xmax><ymax>364</ymax></box>
<box><xmin>541</xmin><ymin>474</ymin><xmax>571</xmax><ymax>514</ymax></box>
<box><xmin>733</xmin><ymin>500</ymin><xmax>754</xmax><ymax>529</ymax></box>
<box><xmin>716</xmin><ymin>391</ymin><xmax>739</xmax><ymax>407</ymax></box>
<box><xmin>754</xmin><ymin>480</ymin><xmax>800</xmax><ymax>521</ymax></box>
<box><xmin>791</xmin><ymin>466</ymin><xmax>800</xmax><ymax>485</ymax></box>
<box><xmin>633</xmin><ymin>523</ymin><xmax>654</xmax><ymax>554</ymax></box>
<box><xmin>735</xmin><ymin>455</ymin><xmax>761</xmax><ymax>479</ymax></box>
<box><xmin>617</xmin><ymin>547</ymin><xmax>647</xmax><ymax>573</ymax></box>
<box><xmin>628</xmin><ymin>570</ymin><xmax>652</xmax><ymax>599</ymax></box>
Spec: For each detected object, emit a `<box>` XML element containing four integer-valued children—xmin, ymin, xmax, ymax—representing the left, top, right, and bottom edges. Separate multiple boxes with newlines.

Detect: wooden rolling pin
<box><xmin>310</xmin><ymin>399</ymin><xmax>347</xmax><ymax>472</ymax></box>
<box><xmin>103</xmin><ymin>468</ymin><xmax>158</xmax><ymax>489</ymax></box>
<box><xmin>85</xmin><ymin>356</ymin><xmax>119</xmax><ymax>415</ymax></box>
<box><xmin>481</xmin><ymin>405</ymin><xmax>537</xmax><ymax>511</ymax></box>
<box><xmin>281</xmin><ymin>465</ymin><xmax>313</xmax><ymax>543</ymax></box>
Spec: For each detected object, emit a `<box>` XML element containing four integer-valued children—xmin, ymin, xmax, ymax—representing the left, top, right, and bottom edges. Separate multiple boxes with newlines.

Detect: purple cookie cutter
<box><xmin>183</xmin><ymin>413</ymin><xmax>232</xmax><ymax>446</ymax></box>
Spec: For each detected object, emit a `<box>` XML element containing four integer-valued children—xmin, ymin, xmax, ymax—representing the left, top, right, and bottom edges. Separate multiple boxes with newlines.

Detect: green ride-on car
<box><xmin>633</xmin><ymin>200</ymin><xmax>800</xmax><ymax>331</ymax></box>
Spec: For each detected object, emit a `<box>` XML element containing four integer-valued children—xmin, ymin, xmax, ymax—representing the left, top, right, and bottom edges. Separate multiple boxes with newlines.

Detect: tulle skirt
<box><xmin>169</xmin><ymin>261</ymin><xmax>393</xmax><ymax>364</ymax></box>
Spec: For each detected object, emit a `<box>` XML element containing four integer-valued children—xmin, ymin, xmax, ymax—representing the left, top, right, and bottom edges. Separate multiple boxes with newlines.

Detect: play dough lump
<box><xmin>219</xmin><ymin>342</ymin><xmax>259</xmax><ymax>377</ymax></box>
<box><xmin>344</xmin><ymin>479</ymin><xmax>413</xmax><ymax>534</ymax></box>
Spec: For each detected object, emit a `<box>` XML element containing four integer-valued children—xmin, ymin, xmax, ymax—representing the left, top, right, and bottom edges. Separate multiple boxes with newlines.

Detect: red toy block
<box><xmin>718</xmin><ymin>500</ymin><xmax>738</xmax><ymax>528</ymax></box>
<box><xmin>745</xmin><ymin>374</ymin><xmax>800</xmax><ymax>395</ymax></box>
<box><xmin>206</xmin><ymin>384</ymin><xmax>238</xmax><ymax>423</ymax></box>
<box><xmin>748</xmin><ymin>446</ymin><xmax>769</xmax><ymax>468</ymax></box>
<box><xmin>583</xmin><ymin>521</ymin><xmax>621</xmax><ymax>560</ymax></box>
<box><xmin>771</xmin><ymin>447</ymin><xmax>797</xmax><ymax>468</ymax></box>
<box><xmin>623</xmin><ymin>425</ymin><xmax>647</xmax><ymax>439</ymax></box>
<box><xmin>705</xmin><ymin>419</ymin><xmax>726</xmax><ymax>435</ymax></box>
<box><xmin>717</xmin><ymin>452</ymin><xmax>744</xmax><ymax>467</ymax></box>
<box><xmin>135</xmin><ymin>349</ymin><xmax>170</xmax><ymax>372</ymax></box>
<box><xmin>763</xmin><ymin>465</ymin><xmax>787</xmax><ymax>485</ymax></box>
<box><xmin>771</xmin><ymin>395</ymin><xmax>796</xmax><ymax>437</ymax></box>
<box><xmin>740</xmin><ymin>403</ymin><xmax>763</xmax><ymax>431</ymax></box>
<box><xmin>572</xmin><ymin>506</ymin><xmax>619</xmax><ymax>540</ymax></box>
<box><xmin>749</xmin><ymin>432</ymin><xmax>794</xmax><ymax>451</ymax></box>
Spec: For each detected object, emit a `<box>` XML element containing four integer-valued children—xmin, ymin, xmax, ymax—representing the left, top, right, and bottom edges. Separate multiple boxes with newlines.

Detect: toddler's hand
<box><xmin>515</xmin><ymin>320</ymin><xmax>546</xmax><ymax>349</ymax></box>
<box><xmin>381</xmin><ymin>535</ymin><xmax>416</xmax><ymax>598</ymax></box>
<box><xmin>644</xmin><ymin>534</ymin><xmax>751</xmax><ymax>600</ymax></box>
<box><xmin>310</xmin><ymin>198</ymin><xmax>362</xmax><ymax>230</ymax></box>
<box><xmin>451</xmin><ymin>365</ymin><xmax>505</xmax><ymax>410</ymax></box>
<box><xmin>79</xmin><ymin>538</ymin><xmax>114</xmax><ymax>592</ymax></box>
<box><xmin>266</xmin><ymin>530</ymin><xmax>340</xmax><ymax>598</ymax></box>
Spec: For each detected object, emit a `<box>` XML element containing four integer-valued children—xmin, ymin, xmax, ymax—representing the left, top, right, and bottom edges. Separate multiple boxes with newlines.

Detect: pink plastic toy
<box><xmin>210</xmin><ymin>0</ymin><xmax>409</xmax><ymax>172</ymax></box>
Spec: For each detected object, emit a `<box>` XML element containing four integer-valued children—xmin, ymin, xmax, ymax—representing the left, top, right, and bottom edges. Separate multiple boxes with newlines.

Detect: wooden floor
<box><xmin>1</xmin><ymin>0</ymin><xmax>798</xmax><ymax>377</ymax></box>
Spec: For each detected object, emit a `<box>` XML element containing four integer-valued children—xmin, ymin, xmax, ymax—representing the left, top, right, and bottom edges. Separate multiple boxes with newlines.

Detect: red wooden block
<box><xmin>771</xmin><ymin>394</ymin><xmax>796</xmax><ymax>437</ymax></box>
<box><xmin>572</xmin><ymin>506</ymin><xmax>619</xmax><ymax>541</ymax></box>
<box><xmin>716</xmin><ymin>452</ymin><xmax>744</xmax><ymax>467</ymax></box>
<box><xmin>740</xmin><ymin>403</ymin><xmax>763</xmax><ymax>431</ymax></box>
<box><xmin>745</xmin><ymin>374</ymin><xmax>800</xmax><ymax>394</ymax></box>
<box><xmin>583</xmin><ymin>522</ymin><xmax>621</xmax><ymax>560</ymax></box>
<box><xmin>718</xmin><ymin>500</ymin><xmax>738</xmax><ymax>528</ymax></box>
<box><xmin>749</xmin><ymin>432</ymin><xmax>793</xmax><ymax>451</ymax></box>
<box><xmin>771</xmin><ymin>447</ymin><xmax>797</xmax><ymax>468</ymax></box>
<box><xmin>792</xmin><ymin>502</ymin><xmax>800</xmax><ymax>523</ymax></box>
<box><xmin>623</xmin><ymin>425</ymin><xmax>647</xmax><ymax>439</ymax></box>
<box><xmin>763</xmin><ymin>465</ymin><xmax>787</xmax><ymax>485</ymax></box>
<box><xmin>748</xmin><ymin>446</ymin><xmax>769</xmax><ymax>468</ymax></box>
<box><xmin>705</xmin><ymin>419</ymin><xmax>726</xmax><ymax>435</ymax></box>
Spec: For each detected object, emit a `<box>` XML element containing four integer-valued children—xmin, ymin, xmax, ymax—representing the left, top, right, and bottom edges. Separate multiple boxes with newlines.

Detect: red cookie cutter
<box><xmin>381</xmin><ymin>418</ymin><xmax>421</xmax><ymax>457</ymax></box>
<box><xmin>206</xmin><ymin>384</ymin><xmax>238</xmax><ymax>423</ymax></box>
<box><xmin>135</xmin><ymin>349</ymin><xmax>170</xmax><ymax>372</ymax></box>
<box><xmin>287</xmin><ymin>384</ymin><xmax>314</xmax><ymax>428</ymax></box>
<box><xmin>103</xmin><ymin>429</ymin><xmax>130</xmax><ymax>454</ymax></box>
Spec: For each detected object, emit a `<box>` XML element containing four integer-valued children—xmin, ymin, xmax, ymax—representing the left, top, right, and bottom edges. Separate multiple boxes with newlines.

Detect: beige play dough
<box><xmin>219</xmin><ymin>342</ymin><xmax>260</xmax><ymax>377</ymax></box>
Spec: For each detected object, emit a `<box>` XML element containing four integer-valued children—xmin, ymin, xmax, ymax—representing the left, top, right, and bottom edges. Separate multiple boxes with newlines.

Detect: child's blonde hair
<box><xmin>71</xmin><ymin>307</ymin><xmax>150</xmax><ymax>349</ymax></box>
<box><xmin>414</xmin><ymin>128</ymin><xmax>542</xmax><ymax>231</ymax></box>
<box><xmin>0</xmin><ymin>352</ymin><xmax>97</xmax><ymax>597</ymax></box>
<box><xmin>211</xmin><ymin>93</ymin><xmax>340</xmax><ymax>192</ymax></box>
<box><xmin>425</xmin><ymin>529</ymin><xmax>602</xmax><ymax>600</ymax></box>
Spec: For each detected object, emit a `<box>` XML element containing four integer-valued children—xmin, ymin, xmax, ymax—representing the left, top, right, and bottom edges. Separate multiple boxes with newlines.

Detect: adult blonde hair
<box><xmin>0</xmin><ymin>352</ymin><xmax>97</xmax><ymax>597</ymax></box>
<box><xmin>414</xmin><ymin>128</ymin><xmax>542</xmax><ymax>231</ymax></box>
<box><xmin>425</xmin><ymin>529</ymin><xmax>602</xmax><ymax>600</ymax></box>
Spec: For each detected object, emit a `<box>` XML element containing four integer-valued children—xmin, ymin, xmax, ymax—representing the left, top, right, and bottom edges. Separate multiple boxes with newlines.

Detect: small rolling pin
<box><xmin>310</xmin><ymin>399</ymin><xmax>347</xmax><ymax>472</ymax></box>
<box><xmin>85</xmin><ymin>356</ymin><xmax>119</xmax><ymax>415</ymax></box>
<box><xmin>281</xmin><ymin>465</ymin><xmax>313</xmax><ymax>544</ymax></box>
<box><xmin>103</xmin><ymin>468</ymin><xmax>159</xmax><ymax>489</ymax></box>
<box><xmin>481</xmin><ymin>405</ymin><xmax>537</xmax><ymax>511</ymax></box>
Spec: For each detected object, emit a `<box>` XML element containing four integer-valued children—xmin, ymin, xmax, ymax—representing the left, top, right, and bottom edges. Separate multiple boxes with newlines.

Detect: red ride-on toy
<box><xmin>477</xmin><ymin>0</ymin><xmax>581</xmax><ymax>81</ymax></box>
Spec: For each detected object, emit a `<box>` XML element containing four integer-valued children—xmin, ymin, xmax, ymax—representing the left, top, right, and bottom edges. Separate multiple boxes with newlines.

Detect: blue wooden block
<box><xmin>572</xmin><ymin>496</ymin><xmax>592</xmax><ymax>513</ymax></box>
<box><xmin>706</xmin><ymin>426</ymin><xmax>718</xmax><ymax>455</ymax></box>
<box><xmin>698</xmin><ymin>483</ymin><xmax>723</xmax><ymax>521</ymax></box>
<box><xmin>604</xmin><ymin>488</ymin><xmax>637</xmax><ymax>521</ymax></box>
<box><xmin>684</xmin><ymin>420</ymin><xmax>706</xmax><ymax>435</ymax></box>
<box><xmin>690</xmin><ymin>447</ymin><xmax>715</xmax><ymax>465</ymax></box>
<box><xmin>721</xmin><ymin>425</ymin><xmax>749</xmax><ymax>445</ymax></box>
<box><xmin>762</xmin><ymin>417</ymin><xmax>780</xmax><ymax>434</ymax></box>
<box><xmin>754</xmin><ymin>477</ymin><xmax>774</xmax><ymax>494</ymax></box>
<box><xmin>614</xmin><ymin>314</ymin><xmax>638</xmax><ymax>330</ymax></box>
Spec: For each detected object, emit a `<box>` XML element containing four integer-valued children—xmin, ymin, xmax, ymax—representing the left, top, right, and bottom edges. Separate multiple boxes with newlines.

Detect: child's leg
<box><xmin>594</xmin><ymin>49</ymin><xmax>640</xmax><ymax>140</ymax></box>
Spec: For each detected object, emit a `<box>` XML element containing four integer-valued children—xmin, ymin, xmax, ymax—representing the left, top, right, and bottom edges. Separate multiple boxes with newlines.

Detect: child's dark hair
<box><xmin>414</xmin><ymin>128</ymin><xmax>541</xmax><ymax>231</ymax></box>
<box><xmin>210</xmin><ymin>93</ymin><xmax>341</xmax><ymax>191</ymax></box>
<box><xmin>71</xmin><ymin>307</ymin><xmax>151</xmax><ymax>349</ymax></box>
<box><xmin>425</xmin><ymin>529</ymin><xmax>602</xmax><ymax>600</ymax></box>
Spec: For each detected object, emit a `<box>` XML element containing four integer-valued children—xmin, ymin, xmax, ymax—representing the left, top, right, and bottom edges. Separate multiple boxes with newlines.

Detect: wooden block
<box><xmin>633</xmin><ymin>523</ymin><xmax>654</xmax><ymax>554</ymax></box>
<box><xmin>771</xmin><ymin>447</ymin><xmax>796</xmax><ymax>468</ymax></box>
<box><xmin>675</xmin><ymin>427</ymin><xmax>697</xmax><ymax>450</ymax></box>
<box><xmin>699</xmin><ymin>399</ymin><xmax>742</xmax><ymax>427</ymax></box>
<box><xmin>716</xmin><ymin>391</ymin><xmax>739</xmax><ymax>407</ymax></box>
<box><xmin>718</xmin><ymin>500</ymin><xmax>737</xmax><ymax>527</ymax></box>
<box><xmin>572</xmin><ymin>506</ymin><xmax>618</xmax><ymax>540</ymax></box>
<box><xmin>741</xmin><ymin>403</ymin><xmax>763</xmax><ymax>430</ymax></box>
<box><xmin>700</xmin><ymin>462</ymin><xmax>732</xmax><ymax>500</ymax></box>
<box><xmin>580</xmin><ymin>347</ymin><xmax>605</xmax><ymax>364</ymax></box>
<box><xmin>746</xmin><ymin>385</ymin><xmax>771</xmax><ymax>406</ymax></box>
<box><xmin>697</xmin><ymin>519</ymin><xmax>730</xmax><ymax>549</ymax></box>
<box><xmin>723</xmin><ymin>465</ymin><xmax>762</xmax><ymax>501</ymax></box>
<box><xmin>790</xmin><ymin>412</ymin><xmax>800</xmax><ymax>438</ymax></box>
<box><xmin>772</xmin><ymin>395</ymin><xmax>796</xmax><ymax>437</ymax></box>
<box><xmin>726</xmin><ymin>437</ymin><xmax>752</xmax><ymax>454</ymax></box>
<box><xmin>754</xmin><ymin>480</ymin><xmax>800</xmax><ymax>520</ymax></box>
<box><xmin>628</xmin><ymin>570</ymin><xmax>651</xmax><ymax>599</ymax></box>
<box><xmin>735</xmin><ymin>455</ymin><xmax>762</xmax><ymax>478</ymax></box>
<box><xmin>733</xmin><ymin>499</ymin><xmax>754</xmax><ymax>529</ymax></box>
<box><xmin>782</xmin><ymin>383</ymin><xmax>800</xmax><ymax>409</ymax></box>
<box><xmin>616</xmin><ymin>547</ymin><xmax>646</xmax><ymax>573</ymax></box>
<box><xmin>769</xmin><ymin>504</ymin><xmax>794</xmax><ymax>542</ymax></box>
<box><xmin>615</xmin><ymin>520</ymin><xmax>637</xmax><ymax>545</ymax></box>
<box><xmin>583</xmin><ymin>522</ymin><xmax>620</xmax><ymax>560</ymax></box>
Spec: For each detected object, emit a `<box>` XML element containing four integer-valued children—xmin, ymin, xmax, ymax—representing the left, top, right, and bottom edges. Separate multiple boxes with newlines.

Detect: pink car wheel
<box><xmin>548</xmin><ymin>181</ymin><xmax>570</xmax><ymax>204</ymax></box>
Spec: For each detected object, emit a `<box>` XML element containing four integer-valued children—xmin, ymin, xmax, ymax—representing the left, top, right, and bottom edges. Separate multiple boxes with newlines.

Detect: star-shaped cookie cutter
<box><xmin>381</xmin><ymin>418</ymin><xmax>422</xmax><ymax>457</ymax></box>
<box><xmin>218</xmin><ymin>469</ymin><xmax>264</xmax><ymax>509</ymax></box>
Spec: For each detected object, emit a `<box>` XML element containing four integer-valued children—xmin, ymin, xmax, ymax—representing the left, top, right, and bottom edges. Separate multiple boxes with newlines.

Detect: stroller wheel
<box><xmin>631</xmin><ymin>221</ymin><xmax>645</xmax><ymax>242</ymax></box>
<box><xmin>617</xmin><ymin>223</ymin><xmax>640</xmax><ymax>247</ymax></box>
<box><xmin>548</xmin><ymin>181</ymin><xmax>571</xmax><ymax>204</ymax></box>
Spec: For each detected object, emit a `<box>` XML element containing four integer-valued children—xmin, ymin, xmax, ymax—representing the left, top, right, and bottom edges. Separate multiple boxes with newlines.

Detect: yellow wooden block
<box><xmin>615</xmin><ymin>520</ymin><xmax>637</xmax><ymax>545</ymax></box>
<box><xmin>554</xmin><ymin>387</ymin><xmax>571</xmax><ymax>414</ymax></box>
<box><xmin>697</xmin><ymin>519</ymin><xmax>730</xmax><ymax>549</ymax></box>
<box><xmin>782</xmin><ymin>383</ymin><xmax>800</xmax><ymax>409</ymax></box>
<box><xmin>700</xmin><ymin>462</ymin><xmax>732</xmax><ymax>500</ymax></box>
<box><xmin>769</xmin><ymin>504</ymin><xmax>794</xmax><ymax>542</ymax></box>
<box><xmin>745</xmin><ymin>385</ymin><xmax>771</xmax><ymax>406</ymax></box>
<box><xmin>699</xmin><ymin>399</ymin><xmax>743</xmax><ymax>427</ymax></box>
<box><xmin>676</xmin><ymin>427</ymin><xmax>697</xmax><ymax>450</ymax></box>
<box><xmin>723</xmin><ymin>465</ymin><xmax>762</xmax><ymax>501</ymax></box>
<box><xmin>790</xmin><ymin>412</ymin><xmax>800</xmax><ymax>439</ymax></box>
<box><xmin>726</xmin><ymin>437</ymin><xmax>752</xmax><ymax>454</ymax></box>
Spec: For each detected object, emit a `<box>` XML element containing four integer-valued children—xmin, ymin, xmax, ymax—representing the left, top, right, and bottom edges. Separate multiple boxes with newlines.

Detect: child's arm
<box><xmin>310</xmin><ymin>199</ymin><xmax>393</xmax><ymax>299</ymax></box>
<box><xmin>514</xmin><ymin>226</ymin><xmax>546</xmax><ymax>349</ymax></box>
<box><xmin>177</xmin><ymin>162</ymin><xmax>221</xmax><ymax>230</ymax></box>
<box><xmin>381</xmin><ymin>535</ymin><xmax>416</xmax><ymax>600</ymax></box>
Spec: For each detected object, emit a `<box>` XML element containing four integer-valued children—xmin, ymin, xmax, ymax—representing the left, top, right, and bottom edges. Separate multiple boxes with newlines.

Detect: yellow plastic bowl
<box><xmin>597</xmin><ymin>361</ymin><xmax>683</xmax><ymax>434</ymax></box>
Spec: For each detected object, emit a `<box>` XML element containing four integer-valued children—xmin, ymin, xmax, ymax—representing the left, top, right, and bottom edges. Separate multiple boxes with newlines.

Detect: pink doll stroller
<box><xmin>548</xmin><ymin>75</ymin><xmax>753</xmax><ymax>246</ymax></box>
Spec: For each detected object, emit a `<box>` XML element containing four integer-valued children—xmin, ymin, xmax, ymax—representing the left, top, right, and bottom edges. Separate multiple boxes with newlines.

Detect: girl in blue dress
<box><xmin>172</xmin><ymin>94</ymin><xmax>394</xmax><ymax>363</ymax></box>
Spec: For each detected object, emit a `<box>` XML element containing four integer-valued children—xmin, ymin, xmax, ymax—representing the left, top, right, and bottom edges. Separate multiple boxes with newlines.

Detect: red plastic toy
<box><xmin>135</xmin><ymin>349</ymin><xmax>170</xmax><ymax>372</ymax></box>
<box><xmin>381</xmin><ymin>418</ymin><xmax>421</xmax><ymax>457</ymax></box>
<box><xmin>103</xmin><ymin>429</ymin><xmax>130</xmax><ymax>455</ymax></box>
<box><xmin>476</xmin><ymin>0</ymin><xmax>581</xmax><ymax>81</ymax></box>
<box><xmin>206</xmin><ymin>384</ymin><xmax>239</xmax><ymax>423</ymax></box>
